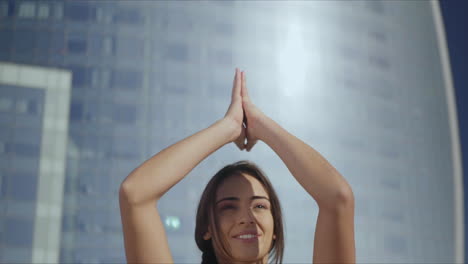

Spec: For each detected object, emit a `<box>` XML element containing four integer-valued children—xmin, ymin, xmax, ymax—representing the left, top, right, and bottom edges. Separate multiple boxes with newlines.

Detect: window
<box><xmin>5</xmin><ymin>217</ymin><xmax>34</xmax><ymax>246</ymax></box>
<box><xmin>53</xmin><ymin>2</ymin><xmax>63</xmax><ymax>20</ymax></box>
<box><xmin>113</xmin><ymin>8</ymin><xmax>143</xmax><ymax>25</ymax></box>
<box><xmin>13</xmin><ymin>30</ymin><xmax>35</xmax><ymax>54</ymax></box>
<box><xmin>364</xmin><ymin>0</ymin><xmax>384</xmax><ymax>14</ymax></box>
<box><xmin>166</xmin><ymin>43</ymin><xmax>188</xmax><ymax>61</ymax></box>
<box><xmin>70</xmin><ymin>102</ymin><xmax>83</xmax><ymax>121</ymax></box>
<box><xmin>0</xmin><ymin>2</ymin><xmax>8</xmax><ymax>17</ymax></box>
<box><xmin>9</xmin><ymin>171</ymin><xmax>38</xmax><ymax>201</ymax></box>
<box><xmin>67</xmin><ymin>38</ymin><xmax>87</xmax><ymax>54</ymax></box>
<box><xmin>65</xmin><ymin>2</ymin><xmax>95</xmax><ymax>22</ymax></box>
<box><xmin>69</xmin><ymin>66</ymin><xmax>92</xmax><ymax>88</ymax></box>
<box><xmin>15</xmin><ymin>99</ymin><xmax>28</xmax><ymax>114</ymax></box>
<box><xmin>35</xmin><ymin>31</ymin><xmax>51</xmax><ymax>51</ymax></box>
<box><xmin>0</xmin><ymin>30</ymin><xmax>12</xmax><ymax>54</ymax></box>
<box><xmin>111</xmin><ymin>69</ymin><xmax>142</xmax><ymax>89</ymax></box>
<box><xmin>37</xmin><ymin>3</ymin><xmax>50</xmax><ymax>19</ymax></box>
<box><xmin>115</xmin><ymin>36</ymin><xmax>144</xmax><ymax>59</ymax></box>
<box><xmin>102</xmin><ymin>36</ymin><xmax>114</xmax><ymax>55</ymax></box>
<box><xmin>113</xmin><ymin>104</ymin><xmax>136</xmax><ymax>124</ymax></box>
<box><xmin>13</xmin><ymin>142</ymin><xmax>40</xmax><ymax>157</ymax></box>
<box><xmin>18</xmin><ymin>1</ymin><xmax>35</xmax><ymax>18</ymax></box>
<box><xmin>0</xmin><ymin>97</ymin><xmax>14</xmax><ymax>112</ymax></box>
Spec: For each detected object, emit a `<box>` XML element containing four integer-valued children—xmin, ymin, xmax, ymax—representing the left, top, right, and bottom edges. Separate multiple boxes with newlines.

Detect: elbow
<box><xmin>119</xmin><ymin>176</ymin><xmax>162</xmax><ymax>206</ymax></box>
<box><xmin>320</xmin><ymin>185</ymin><xmax>354</xmax><ymax>211</ymax></box>
<box><xmin>336</xmin><ymin>185</ymin><xmax>355</xmax><ymax>208</ymax></box>
<box><xmin>119</xmin><ymin>180</ymin><xmax>136</xmax><ymax>205</ymax></box>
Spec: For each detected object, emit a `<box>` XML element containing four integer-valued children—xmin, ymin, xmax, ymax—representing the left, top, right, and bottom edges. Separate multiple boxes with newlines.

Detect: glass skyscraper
<box><xmin>0</xmin><ymin>1</ymin><xmax>463</xmax><ymax>263</ymax></box>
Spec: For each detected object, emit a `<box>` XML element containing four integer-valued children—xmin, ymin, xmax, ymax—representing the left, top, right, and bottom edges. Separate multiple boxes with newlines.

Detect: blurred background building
<box><xmin>0</xmin><ymin>0</ymin><xmax>465</xmax><ymax>263</ymax></box>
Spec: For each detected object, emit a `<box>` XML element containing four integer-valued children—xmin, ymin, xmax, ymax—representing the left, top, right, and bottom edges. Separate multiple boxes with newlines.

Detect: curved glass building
<box><xmin>0</xmin><ymin>1</ymin><xmax>463</xmax><ymax>263</ymax></box>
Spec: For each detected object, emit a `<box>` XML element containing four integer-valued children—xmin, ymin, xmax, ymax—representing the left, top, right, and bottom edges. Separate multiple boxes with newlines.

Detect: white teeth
<box><xmin>238</xmin><ymin>234</ymin><xmax>256</xmax><ymax>239</ymax></box>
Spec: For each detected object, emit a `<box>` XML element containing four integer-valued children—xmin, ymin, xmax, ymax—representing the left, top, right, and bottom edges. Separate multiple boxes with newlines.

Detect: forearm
<box><xmin>120</xmin><ymin>118</ymin><xmax>235</xmax><ymax>205</ymax></box>
<box><xmin>258</xmin><ymin>116</ymin><xmax>353</xmax><ymax>209</ymax></box>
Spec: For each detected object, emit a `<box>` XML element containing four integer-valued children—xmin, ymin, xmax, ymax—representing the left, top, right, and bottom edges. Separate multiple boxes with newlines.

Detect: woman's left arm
<box><xmin>257</xmin><ymin>114</ymin><xmax>354</xmax><ymax>209</ymax></box>
<box><xmin>240</xmin><ymin>71</ymin><xmax>355</xmax><ymax>264</ymax></box>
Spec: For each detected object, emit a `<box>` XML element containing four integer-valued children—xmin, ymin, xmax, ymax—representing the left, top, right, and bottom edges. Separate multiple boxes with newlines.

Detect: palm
<box><xmin>224</xmin><ymin>69</ymin><xmax>247</xmax><ymax>150</ymax></box>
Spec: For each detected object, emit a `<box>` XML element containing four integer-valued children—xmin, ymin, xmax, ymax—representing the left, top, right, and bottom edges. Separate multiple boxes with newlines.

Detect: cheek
<box><xmin>257</xmin><ymin>212</ymin><xmax>275</xmax><ymax>234</ymax></box>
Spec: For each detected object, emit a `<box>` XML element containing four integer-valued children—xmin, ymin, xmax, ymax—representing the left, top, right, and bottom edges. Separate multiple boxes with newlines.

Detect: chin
<box><xmin>233</xmin><ymin>252</ymin><xmax>267</xmax><ymax>262</ymax></box>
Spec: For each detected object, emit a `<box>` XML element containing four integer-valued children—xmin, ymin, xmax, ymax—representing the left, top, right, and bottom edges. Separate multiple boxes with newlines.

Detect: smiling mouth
<box><xmin>232</xmin><ymin>234</ymin><xmax>261</xmax><ymax>242</ymax></box>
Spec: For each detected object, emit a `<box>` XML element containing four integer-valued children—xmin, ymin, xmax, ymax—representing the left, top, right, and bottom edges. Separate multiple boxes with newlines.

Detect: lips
<box><xmin>233</xmin><ymin>230</ymin><xmax>261</xmax><ymax>242</ymax></box>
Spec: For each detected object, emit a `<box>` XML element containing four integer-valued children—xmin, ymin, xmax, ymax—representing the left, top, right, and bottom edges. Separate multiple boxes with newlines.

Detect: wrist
<box><xmin>218</xmin><ymin>117</ymin><xmax>240</xmax><ymax>143</ymax></box>
<box><xmin>255</xmin><ymin>114</ymin><xmax>279</xmax><ymax>144</ymax></box>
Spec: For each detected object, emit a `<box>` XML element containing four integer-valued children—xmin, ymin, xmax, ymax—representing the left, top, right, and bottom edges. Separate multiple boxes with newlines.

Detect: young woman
<box><xmin>119</xmin><ymin>68</ymin><xmax>356</xmax><ymax>264</ymax></box>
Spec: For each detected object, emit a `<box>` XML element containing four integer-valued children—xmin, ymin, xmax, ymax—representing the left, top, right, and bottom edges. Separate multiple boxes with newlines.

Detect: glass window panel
<box><xmin>7</xmin><ymin>1</ymin><xmax>16</xmax><ymax>17</ymax></box>
<box><xmin>113</xmin><ymin>104</ymin><xmax>136</xmax><ymax>124</ymax></box>
<box><xmin>113</xmin><ymin>8</ymin><xmax>143</xmax><ymax>25</ymax></box>
<box><xmin>1</xmin><ymin>247</ymin><xmax>31</xmax><ymax>263</ymax></box>
<box><xmin>13</xmin><ymin>127</ymin><xmax>41</xmax><ymax>145</ymax></box>
<box><xmin>12</xmin><ymin>142</ymin><xmax>40</xmax><ymax>157</ymax></box>
<box><xmin>69</xmin><ymin>66</ymin><xmax>91</xmax><ymax>88</ymax></box>
<box><xmin>26</xmin><ymin>100</ymin><xmax>40</xmax><ymax>115</ymax></box>
<box><xmin>10</xmin><ymin>156</ymin><xmax>39</xmax><ymax>174</ymax></box>
<box><xmin>166</xmin><ymin>43</ymin><xmax>187</xmax><ymax>61</ymax></box>
<box><xmin>65</xmin><ymin>2</ymin><xmax>95</xmax><ymax>22</ymax></box>
<box><xmin>84</xmin><ymin>100</ymin><xmax>98</xmax><ymax>123</ymax></box>
<box><xmin>50</xmin><ymin>31</ymin><xmax>65</xmax><ymax>54</ymax></box>
<box><xmin>8</xmin><ymin>170</ymin><xmax>37</xmax><ymax>201</ymax></box>
<box><xmin>111</xmin><ymin>70</ymin><xmax>142</xmax><ymax>90</ymax></box>
<box><xmin>88</xmin><ymin>34</ymin><xmax>102</xmax><ymax>55</ymax></box>
<box><xmin>18</xmin><ymin>2</ymin><xmax>35</xmax><ymax>18</ymax></box>
<box><xmin>0</xmin><ymin>2</ymin><xmax>8</xmax><ymax>17</ymax></box>
<box><xmin>53</xmin><ymin>2</ymin><xmax>63</xmax><ymax>19</ymax></box>
<box><xmin>13</xmin><ymin>30</ymin><xmax>35</xmax><ymax>54</ymax></box>
<box><xmin>0</xmin><ymin>30</ymin><xmax>12</xmax><ymax>55</ymax></box>
<box><xmin>35</xmin><ymin>31</ymin><xmax>51</xmax><ymax>51</ymax></box>
<box><xmin>103</xmin><ymin>36</ymin><xmax>113</xmax><ymax>55</ymax></box>
<box><xmin>15</xmin><ymin>99</ymin><xmax>28</xmax><ymax>114</ymax></box>
<box><xmin>0</xmin><ymin>97</ymin><xmax>14</xmax><ymax>112</ymax></box>
<box><xmin>67</xmin><ymin>38</ymin><xmax>87</xmax><ymax>54</ymax></box>
<box><xmin>115</xmin><ymin>36</ymin><xmax>144</xmax><ymax>59</ymax></box>
<box><xmin>101</xmin><ymin>69</ymin><xmax>111</xmax><ymax>87</ymax></box>
<box><xmin>70</xmin><ymin>102</ymin><xmax>83</xmax><ymax>121</ymax></box>
<box><xmin>37</xmin><ymin>3</ymin><xmax>49</xmax><ymax>19</ymax></box>
<box><xmin>365</xmin><ymin>0</ymin><xmax>384</xmax><ymax>13</ymax></box>
<box><xmin>4</xmin><ymin>217</ymin><xmax>34</xmax><ymax>246</ymax></box>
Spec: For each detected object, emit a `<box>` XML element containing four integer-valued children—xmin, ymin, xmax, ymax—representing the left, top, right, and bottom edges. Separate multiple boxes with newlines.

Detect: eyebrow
<box><xmin>215</xmin><ymin>196</ymin><xmax>270</xmax><ymax>205</ymax></box>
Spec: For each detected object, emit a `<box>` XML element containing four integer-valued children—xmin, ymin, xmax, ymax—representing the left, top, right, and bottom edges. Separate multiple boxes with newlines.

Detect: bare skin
<box><xmin>119</xmin><ymin>68</ymin><xmax>355</xmax><ymax>263</ymax></box>
<box><xmin>204</xmin><ymin>173</ymin><xmax>274</xmax><ymax>264</ymax></box>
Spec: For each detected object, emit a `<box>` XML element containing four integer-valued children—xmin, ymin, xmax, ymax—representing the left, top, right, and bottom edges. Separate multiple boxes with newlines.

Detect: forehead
<box><xmin>216</xmin><ymin>173</ymin><xmax>269</xmax><ymax>199</ymax></box>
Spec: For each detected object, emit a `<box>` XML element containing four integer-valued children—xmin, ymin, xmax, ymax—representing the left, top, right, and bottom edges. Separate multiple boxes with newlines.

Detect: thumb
<box><xmin>245</xmin><ymin>138</ymin><xmax>258</xmax><ymax>152</ymax></box>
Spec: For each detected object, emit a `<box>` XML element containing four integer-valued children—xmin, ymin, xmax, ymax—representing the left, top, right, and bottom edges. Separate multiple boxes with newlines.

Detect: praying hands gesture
<box><xmin>224</xmin><ymin>68</ymin><xmax>263</xmax><ymax>152</ymax></box>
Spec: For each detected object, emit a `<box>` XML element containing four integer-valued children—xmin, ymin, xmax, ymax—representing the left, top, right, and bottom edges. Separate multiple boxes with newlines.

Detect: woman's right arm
<box><xmin>119</xmin><ymin>68</ymin><xmax>246</xmax><ymax>263</ymax></box>
<box><xmin>119</xmin><ymin>118</ymin><xmax>236</xmax><ymax>263</ymax></box>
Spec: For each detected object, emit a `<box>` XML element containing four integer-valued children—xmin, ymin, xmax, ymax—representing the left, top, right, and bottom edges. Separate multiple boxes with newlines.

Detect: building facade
<box><xmin>0</xmin><ymin>0</ymin><xmax>463</xmax><ymax>263</ymax></box>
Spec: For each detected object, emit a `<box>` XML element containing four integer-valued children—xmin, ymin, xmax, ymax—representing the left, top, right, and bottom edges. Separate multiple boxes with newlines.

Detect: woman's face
<box><xmin>210</xmin><ymin>173</ymin><xmax>275</xmax><ymax>263</ymax></box>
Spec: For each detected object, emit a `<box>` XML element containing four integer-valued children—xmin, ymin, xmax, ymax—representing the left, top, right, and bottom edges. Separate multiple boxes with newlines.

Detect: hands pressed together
<box><xmin>224</xmin><ymin>68</ymin><xmax>266</xmax><ymax>152</ymax></box>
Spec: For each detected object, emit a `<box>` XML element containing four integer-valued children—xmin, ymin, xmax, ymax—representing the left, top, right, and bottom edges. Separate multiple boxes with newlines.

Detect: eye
<box><xmin>254</xmin><ymin>204</ymin><xmax>268</xmax><ymax>210</ymax></box>
<box><xmin>220</xmin><ymin>205</ymin><xmax>237</xmax><ymax>211</ymax></box>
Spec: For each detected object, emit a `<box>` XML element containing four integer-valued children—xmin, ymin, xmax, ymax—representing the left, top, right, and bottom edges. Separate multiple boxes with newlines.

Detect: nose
<box><xmin>238</xmin><ymin>208</ymin><xmax>256</xmax><ymax>225</ymax></box>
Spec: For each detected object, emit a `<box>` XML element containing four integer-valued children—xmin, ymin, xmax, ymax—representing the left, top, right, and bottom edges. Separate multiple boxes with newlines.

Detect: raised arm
<box><xmin>119</xmin><ymin>68</ymin><xmax>247</xmax><ymax>263</ymax></box>
<box><xmin>240</xmin><ymin>71</ymin><xmax>355</xmax><ymax>264</ymax></box>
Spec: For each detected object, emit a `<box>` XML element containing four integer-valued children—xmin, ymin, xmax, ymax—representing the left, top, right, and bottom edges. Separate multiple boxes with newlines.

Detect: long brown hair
<box><xmin>195</xmin><ymin>160</ymin><xmax>284</xmax><ymax>264</ymax></box>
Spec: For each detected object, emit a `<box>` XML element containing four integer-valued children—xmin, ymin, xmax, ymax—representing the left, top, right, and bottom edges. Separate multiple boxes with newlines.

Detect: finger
<box><xmin>245</xmin><ymin>138</ymin><xmax>258</xmax><ymax>152</ymax></box>
<box><xmin>241</xmin><ymin>71</ymin><xmax>250</xmax><ymax>102</ymax></box>
<box><xmin>231</xmin><ymin>68</ymin><xmax>241</xmax><ymax>102</ymax></box>
<box><xmin>243</xmin><ymin>109</ymin><xmax>247</xmax><ymax>127</ymax></box>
